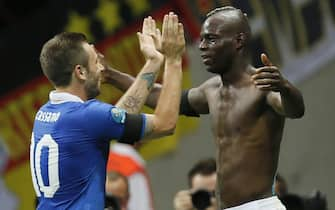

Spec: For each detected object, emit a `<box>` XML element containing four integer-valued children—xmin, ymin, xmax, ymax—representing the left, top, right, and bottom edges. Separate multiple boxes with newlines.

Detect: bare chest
<box><xmin>206</xmin><ymin>86</ymin><xmax>265</xmax><ymax>137</ymax></box>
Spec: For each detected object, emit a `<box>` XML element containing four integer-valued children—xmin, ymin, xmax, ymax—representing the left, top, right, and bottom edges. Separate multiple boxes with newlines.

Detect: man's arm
<box><xmin>115</xmin><ymin>59</ymin><xmax>161</xmax><ymax>114</ymax></box>
<box><xmin>140</xmin><ymin>12</ymin><xmax>185</xmax><ymax>139</ymax></box>
<box><xmin>266</xmin><ymin>82</ymin><xmax>305</xmax><ymax>118</ymax></box>
<box><xmin>101</xmin><ymin>16</ymin><xmax>162</xmax><ymax>109</ymax></box>
<box><xmin>252</xmin><ymin>53</ymin><xmax>305</xmax><ymax>118</ymax></box>
<box><xmin>102</xmin><ymin>16</ymin><xmax>163</xmax><ymax>114</ymax></box>
<box><xmin>103</xmin><ymin>66</ymin><xmax>211</xmax><ymax>116</ymax></box>
<box><xmin>185</xmin><ymin>76</ymin><xmax>220</xmax><ymax>115</ymax></box>
<box><xmin>103</xmin><ymin>67</ymin><xmax>162</xmax><ymax>108</ymax></box>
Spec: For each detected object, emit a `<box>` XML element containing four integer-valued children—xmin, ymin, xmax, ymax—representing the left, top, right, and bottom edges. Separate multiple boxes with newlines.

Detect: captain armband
<box><xmin>180</xmin><ymin>90</ymin><xmax>200</xmax><ymax>117</ymax></box>
<box><xmin>119</xmin><ymin>113</ymin><xmax>144</xmax><ymax>144</ymax></box>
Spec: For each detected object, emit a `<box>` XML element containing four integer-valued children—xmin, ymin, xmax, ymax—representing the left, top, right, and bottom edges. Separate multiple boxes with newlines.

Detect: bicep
<box><xmin>187</xmin><ymin>86</ymin><xmax>209</xmax><ymax>115</ymax></box>
<box><xmin>85</xmin><ymin>102</ymin><xmax>147</xmax><ymax>143</ymax></box>
<box><xmin>117</xmin><ymin>113</ymin><xmax>146</xmax><ymax>144</ymax></box>
<box><xmin>84</xmin><ymin>103</ymin><xmax>126</xmax><ymax>140</ymax></box>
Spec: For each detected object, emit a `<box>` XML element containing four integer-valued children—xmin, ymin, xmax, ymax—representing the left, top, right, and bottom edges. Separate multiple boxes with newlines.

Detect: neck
<box><xmin>55</xmin><ymin>84</ymin><xmax>87</xmax><ymax>101</ymax></box>
<box><xmin>219</xmin><ymin>56</ymin><xmax>251</xmax><ymax>86</ymax></box>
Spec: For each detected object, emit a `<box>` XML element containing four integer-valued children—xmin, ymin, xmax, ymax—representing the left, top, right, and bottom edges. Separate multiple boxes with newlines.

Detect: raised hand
<box><xmin>137</xmin><ymin>16</ymin><xmax>163</xmax><ymax>61</ymax></box>
<box><xmin>143</xmin><ymin>16</ymin><xmax>162</xmax><ymax>51</ymax></box>
<box><xmin>252</xmin><ymin>53</ymin><xmax>286</xmax><ymax>92</ymax></box>
<box><xmin>161</xmin><ymin>12</ymin><xmax>185</xmax><ymax>60</ymax></box>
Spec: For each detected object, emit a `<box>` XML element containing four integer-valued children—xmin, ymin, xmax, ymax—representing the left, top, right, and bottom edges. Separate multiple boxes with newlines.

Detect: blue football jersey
<box><xmin>30</xmin><ymin>92</ymin><xmax>145</xmax><ymax>210</ymax></box>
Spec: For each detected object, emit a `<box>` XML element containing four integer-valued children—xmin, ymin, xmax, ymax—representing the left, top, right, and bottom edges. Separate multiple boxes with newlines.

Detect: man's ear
<box><xmin>74</xmin><ymin>64</ymin><xmax>87</xmax><ymax>81</ymax></box>
<box><xmin>234</xmin><ymin>32</ymin><xmax>247</xmax><ymax>51</ymax></box>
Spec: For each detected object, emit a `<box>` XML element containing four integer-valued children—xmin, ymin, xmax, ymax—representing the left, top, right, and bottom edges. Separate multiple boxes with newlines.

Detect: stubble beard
<box><xmin>84</xmin><ymin>71</ymin><xmax>100</xmax><ymax>100</ymax></box>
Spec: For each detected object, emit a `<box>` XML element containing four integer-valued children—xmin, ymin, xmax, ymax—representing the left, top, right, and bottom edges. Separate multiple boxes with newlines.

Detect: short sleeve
<box><xmin>83</xmin><ymin>100</ymin><xmax>146</xmax><ymax>143</ymax></box>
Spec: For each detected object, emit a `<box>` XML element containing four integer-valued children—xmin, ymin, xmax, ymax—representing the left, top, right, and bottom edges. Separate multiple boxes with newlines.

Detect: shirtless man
<box><xmin>102</xmin><ymin>6</ymin><xmax>305</xmax><ymax>209</ymax></box>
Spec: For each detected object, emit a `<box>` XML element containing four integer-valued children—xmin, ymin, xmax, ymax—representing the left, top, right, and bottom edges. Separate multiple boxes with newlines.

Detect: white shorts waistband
<box><xmin>224</xmin><ymin>196</ymin><xmax>286</xmax><ymax>210</ymax></box>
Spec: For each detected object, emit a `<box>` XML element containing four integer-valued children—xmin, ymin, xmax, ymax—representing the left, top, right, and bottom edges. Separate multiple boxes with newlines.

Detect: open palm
<box><xmin>137</xmin><ymin>16</ymin><xmax>163</xmax><ymax>60</ymax></box>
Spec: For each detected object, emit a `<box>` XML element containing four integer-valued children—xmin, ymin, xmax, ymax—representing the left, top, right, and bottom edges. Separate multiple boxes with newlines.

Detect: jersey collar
<box><xmin>49</xmin><ymin>91</ymin><xmax>84</xmax><ymax>104</ymax></box>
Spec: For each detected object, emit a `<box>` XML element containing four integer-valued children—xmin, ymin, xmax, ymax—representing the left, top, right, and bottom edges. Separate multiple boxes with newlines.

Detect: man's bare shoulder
<box><xmin>199</xmin><ymin>76</ymin><xmax>221</xmax><ymax>90</ymax></box>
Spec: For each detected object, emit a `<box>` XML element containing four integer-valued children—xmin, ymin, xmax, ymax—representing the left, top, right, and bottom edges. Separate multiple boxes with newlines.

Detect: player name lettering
<box><xmin>35</xmin><ymin>111</ymin><xmax>60</xmax><ymax>123</ymax></box>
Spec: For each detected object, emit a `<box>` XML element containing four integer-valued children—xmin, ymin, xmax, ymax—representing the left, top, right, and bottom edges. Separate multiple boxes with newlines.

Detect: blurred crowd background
<box><xmin>0</xmin><ymin>0</ymin><xmax>334</xmax><ymax>209</ymax></box>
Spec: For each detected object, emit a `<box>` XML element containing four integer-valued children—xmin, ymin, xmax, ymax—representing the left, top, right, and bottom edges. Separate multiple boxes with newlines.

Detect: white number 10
<box><xmin>30</xmin><ymin>133</ymin><xmax>60</xmax><ymax>198</ymax></box>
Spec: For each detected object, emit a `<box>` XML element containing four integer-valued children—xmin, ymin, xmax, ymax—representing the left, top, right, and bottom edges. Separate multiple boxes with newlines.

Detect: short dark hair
<box><xmin>188</xmin><ymin>158</ymin><xmax>216</xmax><ymax>187</ymax></box>
<box><xmin>39</xmin><ymin>32</ymin><xmax>89</xmax><ymax>87</ymax></box>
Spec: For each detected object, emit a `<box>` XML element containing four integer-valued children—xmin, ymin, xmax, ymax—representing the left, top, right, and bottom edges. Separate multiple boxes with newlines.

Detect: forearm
<box><xmin>105</xmin><ymin>67</ymin><xmax>135</xmax><ymax>92</ymax></box>
<box><xmin>115</xmin><ymin>58</ymin><xmax>163</xmax><ymax>113</ymax></box>
<box><xmin>280</xmin><ymin>80</ymin><xmax>305</xmax><ymax>118</ymax></box>
<box><xmin>153</xmin><ymin>58</ymin><xmax>183</xmax><ymax>132</ymax></box>
<box><xmin>105</xmin><ymin>66</ymin><xmax>162</xmax><ymax>108</ymax></box>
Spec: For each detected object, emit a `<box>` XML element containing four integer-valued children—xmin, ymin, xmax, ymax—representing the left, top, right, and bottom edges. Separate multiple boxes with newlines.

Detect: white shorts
<box><xmin>224</xmin><ymin>196</ymin><xmax>286</xmax><ymax>210</ymax></box>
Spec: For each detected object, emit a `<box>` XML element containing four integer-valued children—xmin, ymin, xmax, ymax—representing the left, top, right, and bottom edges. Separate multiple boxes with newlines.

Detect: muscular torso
<box><xmin>203</xmin><ymin>76</ymin><xmax>284</xmax><ymax>208</ymax></box>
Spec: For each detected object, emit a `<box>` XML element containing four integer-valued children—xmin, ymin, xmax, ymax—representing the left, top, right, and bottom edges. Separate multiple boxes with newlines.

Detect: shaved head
<box><xmin>206</xmin><ymin>6</ymin><xmax>251</xmax><ymax>41</ymax></box>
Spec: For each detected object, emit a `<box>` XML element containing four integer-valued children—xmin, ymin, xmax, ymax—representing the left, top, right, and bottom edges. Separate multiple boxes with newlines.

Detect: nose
<box><xmin>198</xmin><ymin>39</ymin><xmax>208</xmax><ymax>51</ymax></box>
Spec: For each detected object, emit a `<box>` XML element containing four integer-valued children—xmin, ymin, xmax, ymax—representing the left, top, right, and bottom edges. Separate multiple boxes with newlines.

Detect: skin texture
<box><xmin>101</xmin><ymin>12</ymin><xmax>185</xmax><ymax>140</ymax></box>
<box><xmin>55</xmin><ymin>41</ymin><xmax>104</xmax><ymax>101</ymax></box>
<box><xmin>187</xmin><ymin>9</ymin><xmax>304</xmax><ymax>208</ymax></box>
<box><xmin>102</xmin><ymin>7</ymin><xmax>304</xmax><ymax>209</ymax></box>
<box><xmin>114</xmin><ymin>16</ymin><xmax>164</xmax><ymax>114</ymax></box>
<box><xmin>82</xmin><ymin>43</ymin><xmax>104</xmax><ymax>100</ymax></box>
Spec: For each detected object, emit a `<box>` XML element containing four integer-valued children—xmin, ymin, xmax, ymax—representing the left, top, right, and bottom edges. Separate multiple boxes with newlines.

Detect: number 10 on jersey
<box><xmin>30</xmin><ymin>133</ymin><xmax>60</xmax><ymax>198</ymax></box>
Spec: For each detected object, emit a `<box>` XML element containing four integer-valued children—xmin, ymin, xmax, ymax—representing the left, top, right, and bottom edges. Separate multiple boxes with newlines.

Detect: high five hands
<box><xmin>161</xmin><ymin>12</ymin><xmax>185</xmax><ymax>59</ymax></box>
<box><xmin>137</xmin><ymin>12</ymin><xmax>185</xmax><ymax>61</ymax></box>
<box><xmin>137</xmin><ymin>16</ymin><xmax>163</xmax><ymax>60</ymax></box>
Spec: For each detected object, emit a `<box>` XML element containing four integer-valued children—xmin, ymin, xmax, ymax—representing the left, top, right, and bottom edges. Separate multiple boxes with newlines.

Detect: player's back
<box><xmin>30</xmin><ymin>99</ymin><xmax>110</xmax><ymax>210</ymax></box>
